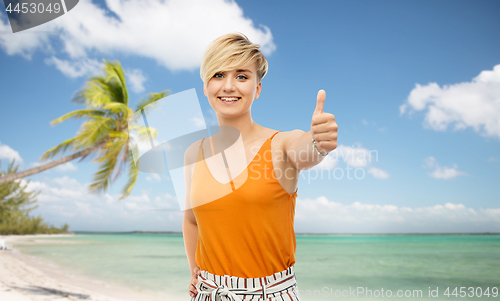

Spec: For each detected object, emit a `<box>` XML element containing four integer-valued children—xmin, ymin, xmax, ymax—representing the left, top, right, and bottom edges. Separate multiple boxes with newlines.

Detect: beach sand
<box><xmin>0</xmin><ymin>234</ymin><xmax>184</xmax><ymax>301</ymax></box>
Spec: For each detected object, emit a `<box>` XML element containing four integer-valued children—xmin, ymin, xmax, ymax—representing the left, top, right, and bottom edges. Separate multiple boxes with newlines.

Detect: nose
<box><xmin>223</xmin><ymin>76</ymin><xmax>235</xmax><ymax>92</ymax></box>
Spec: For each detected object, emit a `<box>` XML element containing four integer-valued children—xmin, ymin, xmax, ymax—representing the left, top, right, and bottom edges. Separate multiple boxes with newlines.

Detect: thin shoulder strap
<box><xmin>270</xmin><ymin>131</ymin><xmax>281</xmax><ymax>140</ymax></box>
<box><xmin>199</xmin><ymin>137</ymin><xmax>215</xmax><ymax>157</ymax></box>
<box><xmin>199</xmin><ymin>138</ymin><xmax>205</xmax><ymax>151</ymax></box>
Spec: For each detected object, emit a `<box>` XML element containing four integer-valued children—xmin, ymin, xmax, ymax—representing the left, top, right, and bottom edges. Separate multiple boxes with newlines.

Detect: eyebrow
<box><xmin>234</xmin><ymin>69</ymin><xmax>253</xmax><ymax>73</ymax></box>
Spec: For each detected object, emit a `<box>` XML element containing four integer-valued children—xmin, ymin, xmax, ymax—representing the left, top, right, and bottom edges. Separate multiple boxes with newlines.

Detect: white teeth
<box><xmin>220</xmin><ymin>97</ymin><xmax>239</xmax><ymax>102</ymax></box>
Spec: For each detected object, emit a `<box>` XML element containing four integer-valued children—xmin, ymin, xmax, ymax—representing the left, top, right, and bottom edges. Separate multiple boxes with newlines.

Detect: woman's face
<box><xmin>203</xmin><ymin>61</ymin><xmax>261</xmax><ymax>117</ymax></box>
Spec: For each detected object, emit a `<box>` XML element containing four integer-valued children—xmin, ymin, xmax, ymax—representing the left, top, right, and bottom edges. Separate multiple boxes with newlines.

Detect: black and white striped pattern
<box><xmin>191</xmin><ymin>266</ymin><xmax>302</xmax><ymax>301</ymax></box>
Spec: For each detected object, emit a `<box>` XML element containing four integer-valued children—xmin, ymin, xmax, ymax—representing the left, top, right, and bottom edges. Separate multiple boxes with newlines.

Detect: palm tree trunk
<box><xmin>0</xmin><ymin>140</ymin><xmax>109</xmax><ymax>185</ymax></box>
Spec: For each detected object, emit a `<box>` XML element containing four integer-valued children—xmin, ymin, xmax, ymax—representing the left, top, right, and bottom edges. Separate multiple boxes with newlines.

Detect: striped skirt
<box><xmin>191</xmin><ymin>266</ymin><xmax>302</xmax><ymax>301</ymax></box>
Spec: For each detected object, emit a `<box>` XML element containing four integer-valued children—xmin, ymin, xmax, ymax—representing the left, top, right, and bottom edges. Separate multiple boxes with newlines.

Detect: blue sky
<box><xmin>0</xmin><ymin>0</ymin><xmax>499</xmax><ymax>233</ymax></box>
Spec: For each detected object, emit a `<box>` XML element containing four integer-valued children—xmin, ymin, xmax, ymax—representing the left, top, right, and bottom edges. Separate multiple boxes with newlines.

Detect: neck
<box><xmin>215</xmin><ymin>111</ymin><xmax>260</xmax><ymax>141</ymax></box>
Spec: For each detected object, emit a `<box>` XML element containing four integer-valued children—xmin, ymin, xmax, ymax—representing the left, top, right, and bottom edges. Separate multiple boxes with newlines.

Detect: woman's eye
<box><xmin>237</xmin><ymin>75</ymin><xmax>248</xmax><ymax>80</ymax></box>
<box><xmin>214</xmin><ymin>73</ymin><xmax>224</xmax><ymax>78</ymax></box>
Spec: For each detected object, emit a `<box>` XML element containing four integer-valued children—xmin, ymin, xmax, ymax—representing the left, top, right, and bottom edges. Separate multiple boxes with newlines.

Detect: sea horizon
<box><xmin>65</xmin><ymin>231</ymin><xmax>500</xmax><ymax>235</ymax></box>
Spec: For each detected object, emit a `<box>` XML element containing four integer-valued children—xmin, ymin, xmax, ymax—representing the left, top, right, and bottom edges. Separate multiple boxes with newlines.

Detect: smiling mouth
<box><xmin>218</xmin><ymin>97</ymin><xmax>241</xmax><ymax>103</ymax></box>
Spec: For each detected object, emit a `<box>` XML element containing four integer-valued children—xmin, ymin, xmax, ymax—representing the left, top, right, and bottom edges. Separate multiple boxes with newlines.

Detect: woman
<box><xmin>183</xmin><ymin>32</ymin><xmax>338</xmax><ymax>301</ymax></box>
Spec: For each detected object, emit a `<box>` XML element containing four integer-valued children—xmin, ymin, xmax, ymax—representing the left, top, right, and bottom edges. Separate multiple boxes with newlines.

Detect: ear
<box><xmin>255</xmin><ymin>81</ymin><xmax>262</xmax><ymax>99</ymax></box>
<box><xmin>203</xmin><ymin>84</ymin><xmax>207</xmax><ymax>97</ymax></box>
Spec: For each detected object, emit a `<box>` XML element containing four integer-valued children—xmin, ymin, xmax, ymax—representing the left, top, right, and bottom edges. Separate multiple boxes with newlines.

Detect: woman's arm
<box><xmin>285</xmin><ymin>90</ymin><xmax>338</xmax><ymax>170</ymax></box>
<box><xmin>183</xmin><ymin>204</ymin><xmax>201</xmax><ymax>298</ymax></box>
<box><xmin>182</xmin><ymin>142</ymin><xmax>199</xmax><ymax>278</ymax></box>
<box><xmin>182</xmin><ymin>142</ymin><xmax>202</xmax><ymax>298</ymax></box>
<box><xmin>183</xmin><ymin>211</ymin><xmax>198</xmax><ymax>277</ymax></box>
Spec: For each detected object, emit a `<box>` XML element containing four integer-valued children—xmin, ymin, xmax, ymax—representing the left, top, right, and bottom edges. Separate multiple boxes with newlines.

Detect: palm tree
<box><xmin>0</xmin><ymin>159</ymin><xmax>39</xmax><ymax>224</ymax></box>
<box><xmin>0</xmin><ymin>60</ymin><xmax>167</xmax><ymax>199</ymax></box>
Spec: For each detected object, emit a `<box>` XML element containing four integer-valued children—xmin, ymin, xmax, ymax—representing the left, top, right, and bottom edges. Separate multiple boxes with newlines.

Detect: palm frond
<box><xmin>108</xmin><ymin>78</ymin><xmax>126</xmax><ymax>105</ymax></box>
<box><xmin>95</xmin><ymin>137</ymin><xmax>127</xmax><ymax>164</ymax></box>
<box><xmin>71</xmin><ymin>62</ymin><xmax>128</xmax><ymax>109</ymax></box>
<box><xmin>88</xmin><ymin>156</ymin><xmax>117</xmax><ymax>194</ymax></box>
<box><xmin>134</xmin><ymin>90</ymin><xmax>169</xmax><ymax>114</ymax></box>
<box><xmin>108</xmin><ymin>131</ymin><xmax>128</xmax><ymax>140</ymax></box>
<box><xmin>39</xmin><ymin>137</ymin><xmax>76</xmax><ymax>161</ymax></box>
<box><xmin>129</xmin><ymin>125</ymin><xmax>158</xmax><ymax>143</ymax></box>
<box><xmin>111</xmin><ymin>142</ymin><xmax>130</xmax><ymax>184</ymax></box>
<box><xmin>72</xmin><ymin>117</ymin><xmax>115</xmax><ymax>150</ymax></box>
<box><xmin>119</xmin><ymin>150</ymin><xmax>139</xmax><ymax>200</ymax></box>
<box><xmin>50</xmin><ymin>109</ymin><xmax>106</xmax><ymax>126</ymax></box>
<box><xmin>102</xmin><ymin>102</ymin><xmax>130</xmax><ymax>116</ymax></box>
<box><xmin>87</xmin><ymin>134</ymin><xmax>128</xmax><ymax>194</ymax></box>
<box><xmin>72</xmin><ymin>79</ymin><xmax>113</xmax><ymax>108</ymax></box>
<box><xmin>102</xmin><ymin>60</ymin><xmax>128</xmax><ymax>106</ymax></box>
<box><xmin>91</xmin><ymin>76</ymin><xmax>124</xmax><ymax>107</ymax></box>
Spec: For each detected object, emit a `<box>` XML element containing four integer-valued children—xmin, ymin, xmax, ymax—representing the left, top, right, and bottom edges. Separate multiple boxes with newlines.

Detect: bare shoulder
<box><xmin>273</xmin><ymin>129</ymin><xmax>305</xmax><ymax>149</ymax></box>
<box><xmin>184</xmin><ymin>138</ymin><xmax>203</xmax><ymax>166</ymax></box>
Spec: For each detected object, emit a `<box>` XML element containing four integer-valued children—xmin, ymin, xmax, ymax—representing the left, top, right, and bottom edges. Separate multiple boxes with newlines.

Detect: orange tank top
<box><xmin>190</xmin><ymin>131</ymin><xmax>298</xmax><ymax>278</ymax></box>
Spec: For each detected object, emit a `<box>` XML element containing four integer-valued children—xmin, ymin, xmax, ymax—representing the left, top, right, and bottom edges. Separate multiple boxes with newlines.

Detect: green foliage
<box><xmin>0</xmin><ymin>159</ymin><xmax>70</xmax><ymax>235</ymax></box>
<box><xmin>0</xmin><ymin>214</ymin><xmax>70</xmax><ymax>235</ymax></box>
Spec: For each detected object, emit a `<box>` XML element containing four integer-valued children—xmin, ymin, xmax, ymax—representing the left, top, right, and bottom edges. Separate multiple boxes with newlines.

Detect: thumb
<box><xmin>314</xmin><ymin>90</ymin><xmax>326</xmax><ymax>115</ymax></box>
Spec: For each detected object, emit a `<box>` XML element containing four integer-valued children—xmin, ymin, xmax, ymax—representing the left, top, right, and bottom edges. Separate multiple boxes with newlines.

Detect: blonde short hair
<box><xmin>200</xmin><ymin>32</ymin><xmax>268</xmax><ymax>85</ymax></box>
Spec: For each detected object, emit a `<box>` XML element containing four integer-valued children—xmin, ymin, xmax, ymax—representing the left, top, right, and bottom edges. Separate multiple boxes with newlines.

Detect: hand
<box><xmin>189</xmin><ymin>267</ymin><xmax>201</xmax><ymax>298</ymax></box>
<box><xmin>311</xmin><ymin>90</ymin><xmax>338</xmax><ymax>154</ymax></box>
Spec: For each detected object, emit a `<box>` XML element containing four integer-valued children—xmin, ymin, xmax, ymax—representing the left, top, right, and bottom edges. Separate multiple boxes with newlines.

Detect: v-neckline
<box><xmin>201</xmin><ymin>131</ymin><xmax>278</xmax><ymax>185</ymax></box>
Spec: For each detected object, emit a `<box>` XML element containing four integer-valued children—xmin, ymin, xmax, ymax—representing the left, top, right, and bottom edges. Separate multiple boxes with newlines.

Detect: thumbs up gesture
<box><xmin>311</xmin><ymin>90</ymin><xmax>338</xmax><ymax>155</ymax></box>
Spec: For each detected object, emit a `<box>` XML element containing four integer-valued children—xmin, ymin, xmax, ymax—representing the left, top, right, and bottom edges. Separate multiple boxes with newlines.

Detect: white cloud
<box><xmin>55</xmin><ymin>162</ymin><xmax>78</xmax><ymax>172</ymax></box>
<box><xmin>333</xmin><ymin>144</ymin><xmax>374</xmax><ymax>168</ymax></box>
<box><xmin>367</xmin><ymin>167</ymin><xmax>390</xmax><ymax>179</ymax></box>
<box><xmin>0</xmin><ymin>0</ymin><xmax>276</xmax><ymax>76</ymax></box>
<box><xmin>361</xmin><ymin>119</ymin><xmax>387</xmax><ymax>132</ymax></box>
<box><xmin>307</xmin><ymin>144</ymin><xmax>389</xmax><ymax>180</ymax></box>
<box><xmin>0</xmin><ymin>16</ymin><xmax>53</xmax><ymax>59</ymax></box>
<box><xmin>50</xmin><ymin>176</ymin><xmax>82</xmax><ymax>189</ymax></box>
<box><xmin>23</xmin><ymin>179</ymin><xmax>49</xmax><ymax>191</ymax></box>
<box><xmin>20</xmin><ymin>175</ymin><xmax>500</xmax><ymax>233</ymax></box>
<box><xmin>295</xmin><ymin>196</ymin><xmax>500</xmax><ymax>233</ymax></box>
<box><xmin>146</xmin><ymin>174</ymin><xmax>162</xmax><ymax>182</ymax></box>
<box><xmin>190</xmin><ymin>116</ymin><xmax>206</xmax><ymax>129</ymax></box>
<box><xmin>311</xmin><ymin>154</ymin><xmax>338</xmax><ymax>170</ymax></box>
<box><xmin>26</xmin><ymin>176</ymin><xmax>86</xmax><ymax>202</ymax></box>
<box><xmin>28</xmin><ymin>160</ymin><xmax>77</xmax><ymax>174</ymax></box>
<box><xmin>152</xmin><ymin>192</ymin><xmax>179</xmax><ymax>209</ymax></box>
<box><xmin>126</xmin><ymin>69</ymin><xmax>147</xmax><ymax>93</ymax></box>
<box><xmin>429</xmin><ymin>165</ymin><xmax>467</xmax><ymax>179</ymax></box>
<box><xmin>0</xmin><ymin>141</ymin><xmax>23</xmax><ymax>164</ymax></box>
<box><xmin>23</xmin><ymin>175</ymin><xmax>183</xmax><ymax>231</ymax></box>
<box><xmin>361</xmin><ymin>119</ymin><xmax>377</xmax><ymax>126</ymax></box>
<box><xmin>29</xmin><ymin>161</ymin><xmax>44</xmax><ymax>168</ymax></box>
<box><xmin>126</xmin><ymin>194</ymin><xmax>151</xmax><ymax>204</ymax></box>
<box><xmin>44</xmin><ymin>56</ymin><xmax>103</xmax><ymax>78</ymax></box>
<box><xmin>205</xmin><ymin>109</ymin><xmax>218</xmax><ymax>126</ymax></box>
<box><xmin>75</xmin><ymin>201</ymin><xmax>93</xmax><ymax>216</ymax></box>
<box><xmin>400</xmin><ymin>64</ymin><xmax>500</xmax><ymax>139</ymax></box>
<box><xmin>423</xmin><ymin>156</ymin><xmax>468</xmax><ymax>179</ymax></box>
<box><xmin>128</xmin><ymin>131</ymin><xmax>164</xmax><ymax>165</ymax></box>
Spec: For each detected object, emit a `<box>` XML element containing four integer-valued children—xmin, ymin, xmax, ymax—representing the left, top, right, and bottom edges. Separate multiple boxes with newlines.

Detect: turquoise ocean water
<box><xmin>14</xmin><ymin>234</ymin><xmax>500</xmax><ymax>300</ymax></box>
